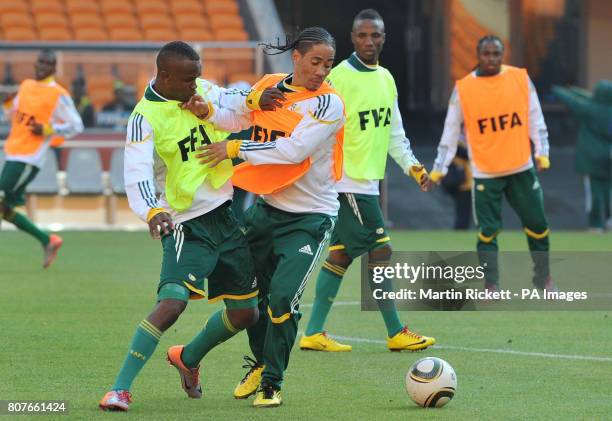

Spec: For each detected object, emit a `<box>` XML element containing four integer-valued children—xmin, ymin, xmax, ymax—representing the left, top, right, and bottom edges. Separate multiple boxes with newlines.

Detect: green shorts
<box><xmin>0</xmin><ymin>161</ymin><xmax>39</xmax><ymax>209</ymax></box>
<box><xmin>330</xmin><ymin>193</ymin><xmax>390</xmax><ymax>259</ymax></box>
<box><xmin>159</xmin><ymin>202</ymin><xmax>258</xmax><ymax>304</ymax></box>
<box><xmin>244</xmin><ymin>199</ymin><xmax>335</xmax><ymax>319</ymax></box>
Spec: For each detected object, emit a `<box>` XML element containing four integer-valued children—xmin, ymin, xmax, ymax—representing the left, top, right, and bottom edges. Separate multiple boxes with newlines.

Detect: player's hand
<box><xmin>409</xmin><ymin>165</ymin><xmax>431</xmax><ymax>192</ymax></box>
<box><xmin>196</xmin><ymin>141</ymin><xmax>229</xmax><ymax>167</ymax></box>
<box><xmin>180</xmin><ymin>94</ymin><xmax>210</xmax><ymax>119</ymax></box>
<box><xmin>28</xmin><ymin>119</ymin><xmax>44</xmax><ymax>136</ymax></box>
<box><xmin>429</xmin><ymin>170</ymin><xmax>444</xmax><ymax>185</ymax></box>
<box><xmin>259</xmin><ymin>87</ymin><xmax>286</xmax><ymax>111</ymax></box>
<box><xmin>148</xmin><ymin>212</ymin><xmax>174</xmax><ymax>239</ymax></box>
<box><xmin>535</xmin><ymin>156</ymin><xmax>550</xmax><ymax>172</ymax></box>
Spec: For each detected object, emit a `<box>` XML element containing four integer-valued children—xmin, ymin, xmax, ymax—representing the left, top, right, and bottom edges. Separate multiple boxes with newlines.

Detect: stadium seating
<box><xmin>26</xmin><ymin>151</ymin><xmax>59</xmax><ymax>194</ymax></box>
<box><xmin>65</xmin><ymin>148</ymin><xmax>104</xmax><ymax>194</ymax></box>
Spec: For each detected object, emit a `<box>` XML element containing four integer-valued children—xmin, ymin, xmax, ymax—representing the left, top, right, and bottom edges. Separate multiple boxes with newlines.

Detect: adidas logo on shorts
<box><xmin>298</xmin><ymin>244</ymin><xmax>313</xmax><ymax>255</ymax></box>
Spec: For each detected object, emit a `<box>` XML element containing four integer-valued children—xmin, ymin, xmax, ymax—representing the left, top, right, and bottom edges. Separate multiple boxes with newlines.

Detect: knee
<box><xmin>369</xmin><ymin>244</ymin><xmax>392</xmax><ymax>262</ymax></box>
<box><xmin>157</xmin><ymin>300</ymin><xmax>187</xmax><ymax>324</ymax></box>
<box><xmin>227</xmin><ymin>307</ymin><xmax>259</xmax><ymax>330</ymax></box>
<box><xmin>327</xmin><ymin>250</ymin><xmax>353</xmax><ymax>269</ymax></box>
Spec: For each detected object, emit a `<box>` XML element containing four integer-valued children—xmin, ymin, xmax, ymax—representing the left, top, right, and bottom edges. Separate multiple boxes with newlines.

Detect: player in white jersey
<box><xmin>182</xmin><ymin>27</ymin><xmax>344</xmax><ymax>408</ymax></box>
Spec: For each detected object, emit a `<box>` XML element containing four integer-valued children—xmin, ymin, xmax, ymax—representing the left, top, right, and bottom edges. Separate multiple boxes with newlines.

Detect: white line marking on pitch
<box><xmin>297</xmin><ymin>301</ymin><xmax>612</xmax><ymax>362</ymax></box>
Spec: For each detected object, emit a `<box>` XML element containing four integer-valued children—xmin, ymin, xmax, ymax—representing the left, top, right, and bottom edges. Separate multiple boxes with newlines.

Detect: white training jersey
<box><xmin>210</xmin><ymin>75</ymin><xmax>346</xmax><ymax>216</ymax></box>
<box><xmin>5</xmin><ymin>78</ymin><xmax>84</xmax><ymax>168</ymax></box>
<box><xmin>432</xmin><ymin>71</ymin><xmax>550</xmax><ymax>179</ymax></box>
<box><xmin>123</xmin><ymin>79</ymin><xmax>240</xmax><ymax>224</ymax></box>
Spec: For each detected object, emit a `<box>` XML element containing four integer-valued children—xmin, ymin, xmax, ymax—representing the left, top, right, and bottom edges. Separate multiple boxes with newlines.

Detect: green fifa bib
<box><xmin>329</xmin><ymin>57</ymin><xmax>396</xmax><ymax>180</ymax></box>
<box><xmin>133</xmin><ymin>80</ymin><xmax>231</xmax><ymax>212</ymax></box>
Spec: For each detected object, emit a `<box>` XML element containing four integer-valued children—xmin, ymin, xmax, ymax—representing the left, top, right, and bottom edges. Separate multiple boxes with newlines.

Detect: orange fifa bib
<box><xmin>4</xmin><ymin>79</ymin><xmax>66</xmax><ymax>156</ymax></box>
<box><xmin>456</xmin><ymin>66</ymin><xmax>531</xmax><ymax>174</ymax></box>
<box><xmin>232</xmin><ymin>73</ymin><xmax>344</xmax><ymax>195</ymax></box>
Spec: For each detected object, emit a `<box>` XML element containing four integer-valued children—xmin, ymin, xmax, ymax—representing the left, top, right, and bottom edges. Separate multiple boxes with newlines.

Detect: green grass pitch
<box><xmin>1</xmin><ymin>230</ymin><xmax>611</xmax><ymax>420</ymax></box>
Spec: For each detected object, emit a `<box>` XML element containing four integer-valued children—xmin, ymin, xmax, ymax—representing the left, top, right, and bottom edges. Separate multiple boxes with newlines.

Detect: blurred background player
<box><xmin>440</xmin><ymin>134</ymin><xmax>472</xmax><ymax>230</ymax></box>
<box><xmin>431</xmin><ymin>35</ymin><xmax>555</xmax><ymax>292</ymax></box>
<box><xmin>98</xmin><ymin>41</ymin><xmax>264</xmax><ymax>412</ymax></box>
<box><xmin>553</xmin><ymin>81</ymin><xmax>612</xmax><ymax>232</ymax></box>
<box><xmin>299</xmin><ymin>9</ymin><xmax>435</xmax><ymax>353</ymax></box>
<box><xmin>187</xmin><ymin>27</ymin><xmax>345</xmax><ymax>407</ymax></box>
<box><xmin>0</xmin><ymin>49</ymin><xmax>83</xmax><ymax>268</ymax></box>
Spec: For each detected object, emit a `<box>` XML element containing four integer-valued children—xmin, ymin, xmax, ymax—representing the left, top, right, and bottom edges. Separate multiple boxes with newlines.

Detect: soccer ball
<box><xmin>405</xmin><ymin>357</ymin><xmax>457</xmax><ymax>408</ymax></box>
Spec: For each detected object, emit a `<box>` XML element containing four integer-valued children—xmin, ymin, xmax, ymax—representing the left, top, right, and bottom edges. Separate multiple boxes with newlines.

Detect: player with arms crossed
<box><xmin>0</xmin><ymin>49</ymin><xmax>83</xmax><ymax>267</ymax></box>
<box><xmin>300</xmin><ymin>9</ymin><xmax>435</xmax><ymax>353</ymax></box>
<box><xmin>183</xmin><ymin>27</ymin><xmax>345</xmax><ymax>407</ymax></box>
<box><xmin>430</xmin><ymin>35</ymin><xmax>556</xmax><ymax>292</ymax></box>
<box><xmin>99</xmin><ymin>41</ymin><xmax>280</xmax><ymax>412</ymax></box>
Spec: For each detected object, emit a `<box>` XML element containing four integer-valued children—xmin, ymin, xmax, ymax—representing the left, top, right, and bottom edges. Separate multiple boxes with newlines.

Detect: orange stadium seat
<box><xmin>170</xmin><ymin>0</ymin><xmax>203</xmax><ymax>15</ymax></box>
<box><xmin>35</xmin><ymin>13</ymin><xmax>69</xmax><ymax>29</ymax></box>
<box><xmin>30</xmin><ymin>0</ymin><xmax>64</xmax><ymax>15</ymax></box>
<box><xmin>201</xmin><ymin>61</ymin><xmax>226</xmax><ymax>84</ymax></box>
<box><xmin>228</xmin><ymin>72</ymin><xmax>259</xmax><ymax>86</ymax></box>
<box><xmin>100</xmin><ymin>0</ymin><xmax>134</xmax><ymax>15</ymax></box>
<box><xmin>179</xmin><ymin>27</ymin><xmax>213</xmax><ymax>41</ymax></box>
<box><xmin>214</xmin><ymin>28</ymin><xmax>248</xmax><ymax>41</ymax></box>
<box><xmin>140</xmin><ymin>14</ymin><xmax>174</xmax><ymax>31</ymax></box>
<box><xmin>39</xmin><ymin>28</ymin><xmax>72</xmax><ymax>41</ymax></box>
<box><xmin>208</xmin><ymin>14</ymin><xmax>243</xmax><ymax>31</ymax></box>
<box><xmin>203</xmin><ymin>0</ymin><xmax>240</xmax><ymax>15</ymax></box>
<box><xmin>70</xmin><ymin>13</ymin><xmax>105</xmax><ymax>30</ymax></box>
<box><xmin>65</xmin><ymin>0</ymin><xmax>99</xmax><ymax>15</ymax></box>
<box><xmin>3</xmin><ymin>27</ymin><xmax>37</xmax><ymax>41</ymax></box>
<box><xmin>0</xmin><ymin>13</ymin><xmax>33</xmax><ymax>29</ymax></box>
<box><xmin>0</xmin><ymin>1</ymin><xmax>28</xmax><ymax>14</ymax></box>
<box><xmin>144</xmin><ymin>28</ymin><xmax>178</xmax><ymax>42</ymax></box>
<box><xmin>135</xmin><ymin>0</ymin><xmax>169</xmax><ymax>16</ymax></box>
<box><xmin>109</xmin><ymin>27</ymin><xmax>143</xmax><ymax>41</ymax></box>
<box><xmin>74</xmin><ymin>27</ymin><xmax>107</xmax><ymax>41</ymax></box>
<box><xmin>104</xmin><ymin>14</ymin><xmax>139</xmax><ymax>30</ymax></box>
<box><xmin>174</xmin><ymin>14</ymin><xmax>209</xmax><ymax>30</ymax></box>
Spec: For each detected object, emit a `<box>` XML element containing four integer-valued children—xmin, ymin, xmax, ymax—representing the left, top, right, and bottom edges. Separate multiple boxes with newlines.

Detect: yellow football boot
<box><xmin>233</xmin><ymin>356</ymin><xmax>264</xmax><ymax>399</ymax></box>
<box><xmin>299</xmin><ymin>332</ymin><xmax>352</xmax><ymax>352</ymax></box>
<box><xmin>387</xmin><ymin>326</ymin><xmax>436</xmax><ymax>352</ymax></box>
<box><xmin>253</xmin><ymin>385</ymin><xmax>282</xmax><ymax>408</ymax></box>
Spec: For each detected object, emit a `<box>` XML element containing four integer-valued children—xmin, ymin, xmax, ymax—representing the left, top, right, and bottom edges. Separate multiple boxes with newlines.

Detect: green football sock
<box><xmin>8</xmin><ymin>212</ymin><xmax>49</xmax><ymax>246</ymax></box>
<box><xmin>368</xmin><ymin>265</ymin><xmax>403</xmax><ymax>337</ymax></box>
<box><xmin>181</xmin><ymin>309</ymin><xmax>239</xmax><ymax>368</ymax></box>
<box><xmin>305</xmin><ymin>263</ymin><xmax>345</xmax><ymax>336</ymax></box>
<box><xmin>112</xmin><ymin>319</ymin><xmax>162</xmax><ymax>391</ymax></box>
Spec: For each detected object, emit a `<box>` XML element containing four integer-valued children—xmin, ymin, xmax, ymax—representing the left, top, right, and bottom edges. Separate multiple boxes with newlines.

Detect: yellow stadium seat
<box><xmin>214</xmin><ymin>28</ymin><xmax>248</xmax><ymax>41</ymax></box>
<box><xmin>144</xmin><ymin>28</ymin><xmax>178</xmax><ymax>42</ymax></box>
<box><xmin>39</xmin><ymin>28</ymin><xmax>72</xmax><ymax>41</ymax></box>
<box><xmin>35</xmin><ymin>13</ymin><xmax>69</xmax><ymax>30</ymax></box>
<box><xmin>203</xmin><ymin>0</ymin><xmax>239</xmax><ymax>15</ymax></box>
<box><xmin>0</xmin><ymin>13</ymin><xmax>33</xmax><ymax>29</ymax></box>
<box><xmin>3</xmin><ymin>27</ymin><xmax>37</xmax><ymax>41</ymax></box>
<box><xmin>30</xmin><ymin>0</ymin><xmax>64</xmax><ymax>14</ymax></box>
<box><xmin>74</xmin><ymin>27</ymin><xmax>108</xmax><ymax>41</ymax></box>
<box><xmin>179</xmin><ymin>27</ymin><xmax>214</xmax><ymax>41</ymax></box>
<box><xmin>208</xmin><ymin>14</ymin><xmax>243</xmax><ymax>31</ymax></box>
<box><xmin>0</xmin><ymin>1</ymin><xmax>28</xmax><ymax>14</ymax></box>
<box><xmin>109</xmin><ymin>27</ymin><xmax>143</xmax><ymax>41</ymax></box>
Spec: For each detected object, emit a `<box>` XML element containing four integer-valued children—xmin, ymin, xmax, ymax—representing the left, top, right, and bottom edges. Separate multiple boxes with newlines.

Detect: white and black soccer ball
<box><xmin>406</xmin><ymin>357</ymin><xmax>457</xmax><ymax>408</ymax></box>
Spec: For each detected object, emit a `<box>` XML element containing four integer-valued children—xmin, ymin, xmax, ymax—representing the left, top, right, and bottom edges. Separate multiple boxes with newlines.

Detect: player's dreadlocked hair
<box><xmin>476</xmin><ymin>35</ymin><xmax>504</xmax><ymax>53</ymax></box>
<box><xmin>260</xmin><ymin>27</ymin><xmax>336</xmax><ymax>56</ymax></box>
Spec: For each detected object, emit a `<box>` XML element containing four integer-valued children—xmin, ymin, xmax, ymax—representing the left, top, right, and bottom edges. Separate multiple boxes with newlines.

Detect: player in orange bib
<box><xmin>431</xmin><ymin>35</ymin><xmax>556</xmax><ymax>292</ymax></box>
<box><xmin>1</xmin><ymin>50</ymin><xmax>83</xmax><ymax>268</ymax></box>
